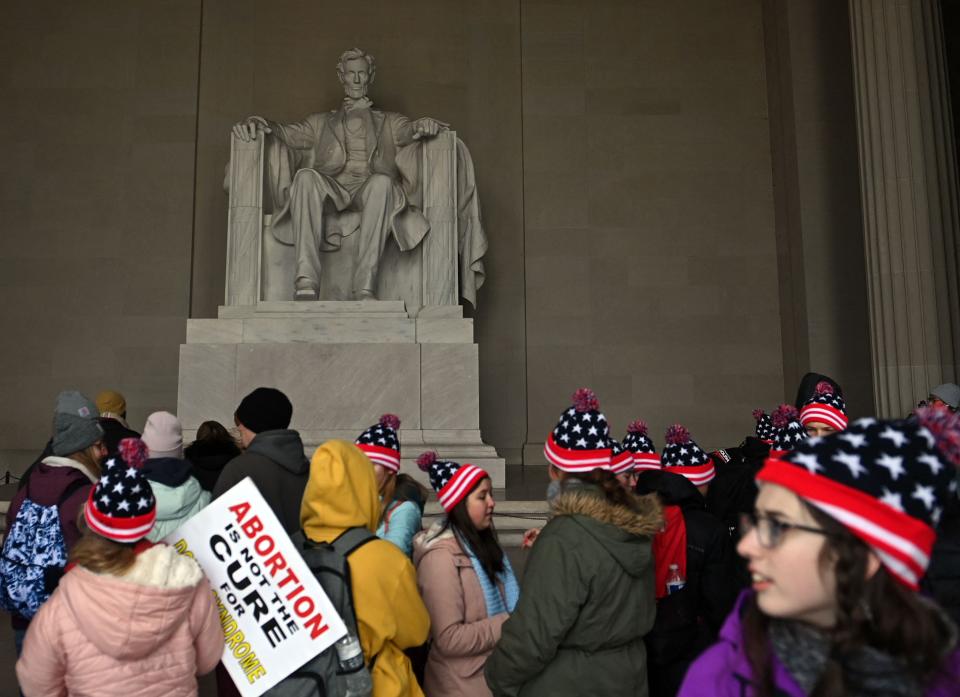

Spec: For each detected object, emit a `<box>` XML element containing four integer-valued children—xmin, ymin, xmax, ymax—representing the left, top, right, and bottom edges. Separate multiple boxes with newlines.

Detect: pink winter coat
<box><xmin>412</xmin><ymin>524</ymin><xmax>508</xmax><ymax>697</ymax></box>
<box><xmin>16</xmin><ymin>543</ymin><xmax>224</xmax><ymax>697</ymax></box>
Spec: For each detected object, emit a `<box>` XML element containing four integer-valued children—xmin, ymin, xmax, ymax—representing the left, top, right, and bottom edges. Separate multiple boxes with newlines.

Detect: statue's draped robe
<box><xmin>259</xmin><ymin>108</ymin><xmax>488</xmax><ymax>308</ymax></box>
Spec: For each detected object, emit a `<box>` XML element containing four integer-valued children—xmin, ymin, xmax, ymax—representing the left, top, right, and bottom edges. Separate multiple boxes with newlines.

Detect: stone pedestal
<box><xmin>848</xmin><ymin>0</ymin><xmax>960</xmax><ymax>416</ymax></box>
<box><xmin>177</xmin><ymin>301</ymin><xmax>505</xmax><ymax>487</ymax></box>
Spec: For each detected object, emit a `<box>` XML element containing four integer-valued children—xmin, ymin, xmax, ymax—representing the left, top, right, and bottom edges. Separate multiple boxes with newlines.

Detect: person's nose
<box><xmin>737</xmin><ymin>524</ymin><xmax>761</xmax><ymax>560</ymax></box>
<box><xmin>488</xmin><ymin>495</ymin><xmax>496</xmax><ymax>512</ymax></box>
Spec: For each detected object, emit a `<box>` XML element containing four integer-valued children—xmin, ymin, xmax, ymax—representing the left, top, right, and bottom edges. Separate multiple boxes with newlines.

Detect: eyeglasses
<box><xmin>738</xmin><ymin>511</ymin><xmax>832</xmax><ymax>549</ymax></box>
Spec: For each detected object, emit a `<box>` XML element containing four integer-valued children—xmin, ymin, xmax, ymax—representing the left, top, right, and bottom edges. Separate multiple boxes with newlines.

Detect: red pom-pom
<box><xmin>118</xmin><ymin>438</ymin><xmax>148</xmax><ymax>469</ymax></box>
<box><xmin>752</xmin><ymin>409</ymin><xmax>766</xmax><ymax>421</ymax></box>
<box><xmin>572</xmin><ymin>388</ymin><xmax>600</xmax><ymax>413</ymax></box>
<box><xmin>771</xmin><ymin>404</ymin><xmax>799</xmax><ymax>429</ymax></box>
<box><xmin>627</xmin><ymin>419</ymin><xmax>648</xmax><ymax>436</ymax></box>
<box><xmin>379</xmin><ymin>413</ymin><xmax>401</xmax><ymax>430</ymax></box>
<box><xmin>665</xmin><ymin>424</ymin><xmax>690</xmax><ymax>445</ymax></box>
<box><xmin>916</xmin><ymin>407</ymin><xmax>960</xmax><ymax>468</ymax></box>
<box><xmin>416</xmin><ymin>451</ymin><xmax>438</xmax><ymax>472</ymax></box>
<box><xmin>815</xmin><ymin>381</ymin><xmax>835</xmax><ymax>397</ymax></box>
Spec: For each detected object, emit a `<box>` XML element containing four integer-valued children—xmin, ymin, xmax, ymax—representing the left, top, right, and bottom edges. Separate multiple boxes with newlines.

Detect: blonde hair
<box><xmin>70</xmin><ymin>513</ymin><xmax>138</xmax><ymax>576</ymax></box>
<box><xmin>69</xmin><ymin>443</ymin><xmax>103</xmax><ymax>480</ymax></box>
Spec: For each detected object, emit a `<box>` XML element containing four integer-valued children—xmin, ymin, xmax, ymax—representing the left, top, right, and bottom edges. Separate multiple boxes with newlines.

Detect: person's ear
<box><xmin>865</xmin><ymin>549</ymin><xmax>882</xmax><ymax>580</ymax></box>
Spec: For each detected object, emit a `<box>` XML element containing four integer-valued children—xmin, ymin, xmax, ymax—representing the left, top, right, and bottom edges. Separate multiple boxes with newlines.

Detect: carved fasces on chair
<box><xmin>225</xmin><ymin>129</ymin><xmax>483</xmax><ymax>311</ymax></box>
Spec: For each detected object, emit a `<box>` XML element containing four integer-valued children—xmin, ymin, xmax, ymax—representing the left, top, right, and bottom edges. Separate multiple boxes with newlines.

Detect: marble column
<box><xmin>848</xmin><ymin>0</ymin><xmax>960</xmax><ymax>417</ymax></box>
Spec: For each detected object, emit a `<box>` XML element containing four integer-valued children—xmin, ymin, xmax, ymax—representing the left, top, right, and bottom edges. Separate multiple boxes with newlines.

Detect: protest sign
<box><xmin>164</xmin><ymin>477</ymin><xmax>347</xmax><ymax>696</ymax></box>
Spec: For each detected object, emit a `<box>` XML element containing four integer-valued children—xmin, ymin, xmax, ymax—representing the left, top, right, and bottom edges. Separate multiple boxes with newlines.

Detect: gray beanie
<box><xmin>930</xmin><ymin>383</ymin><xmax>960</xmax><ymax>410</ymax></box>
<box><xmin>52</xmin><ymin>390</ymin><xmax>104</xmax><ymax>456</ymax></box>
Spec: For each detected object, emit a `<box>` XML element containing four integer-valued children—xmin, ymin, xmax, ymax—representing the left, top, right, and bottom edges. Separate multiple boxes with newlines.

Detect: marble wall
<box><xmin>0</xmin><ymin>0</ymin><xmax>202</xmax><ymax>471</ymax></box>
<box><xmin>0</xmin><ymin>0</ymin><xmax>874</xmax><ymax>474</ymax></box>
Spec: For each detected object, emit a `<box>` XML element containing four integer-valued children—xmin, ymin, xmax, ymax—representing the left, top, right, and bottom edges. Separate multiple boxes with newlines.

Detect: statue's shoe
<box><xmin>356</xmin><ymin>289</ymin><xmax>377</xmax><ymax>301</ymax></box>
<box><xmin>294</xmin><ymin>287</ymin><xmax>318</xmax><ymax>301</ymax></box>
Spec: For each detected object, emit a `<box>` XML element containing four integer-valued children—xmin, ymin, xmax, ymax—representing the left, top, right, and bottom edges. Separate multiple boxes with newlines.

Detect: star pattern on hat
<box><xmin>552</xmin><ymin>411</ymin><xmax>608</xmax><ymax>449</ymax></box>
<box><xmin>90</xmin><ymin>452</ymin><xmax>156</xmax><ymax>522</ymax></box>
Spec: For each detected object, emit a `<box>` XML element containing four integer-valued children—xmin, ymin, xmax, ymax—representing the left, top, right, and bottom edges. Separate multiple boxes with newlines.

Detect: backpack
<box><xmin>264</xmin><ymin>527</ymin><xmax>377</xmax><ymax>697</ymax></box>
<box><xmin>0</xmin><ymin>476</ymin><xmax>88</xmax><ymax>619</ymax></box>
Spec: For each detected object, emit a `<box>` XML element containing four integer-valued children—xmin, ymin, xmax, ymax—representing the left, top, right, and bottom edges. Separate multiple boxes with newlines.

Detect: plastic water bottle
<box><xmin>336</xmin><ymin>634</ymin><xmax>372</xmax><ymax>697</ymax></box>
<box><xmin>666</xmin><ymin>563</ymin><xmax>686</xmax><ymax>595</ymax></box>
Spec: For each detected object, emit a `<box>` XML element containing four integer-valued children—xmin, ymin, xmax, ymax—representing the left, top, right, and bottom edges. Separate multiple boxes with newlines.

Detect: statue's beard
<box><xmin>343</xmin><ymin>85</ymin><xmax>368</xmax><ymax>99</ymax></box>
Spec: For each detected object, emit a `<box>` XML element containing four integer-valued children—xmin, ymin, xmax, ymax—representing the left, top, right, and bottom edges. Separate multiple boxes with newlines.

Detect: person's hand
<box><xmin>412</xmin><ymin>117</ymin><xmax>450</xmax><ymax>140</ymax></box>
<box><xmin>521</xmin><ymin>527</ymin><xmax>541</xmax><ymax>549</ymax></box>
<box><xmin>232</xmin><ymin>116</ymin><xmax>272</xmax><ymax>142</ymax></box>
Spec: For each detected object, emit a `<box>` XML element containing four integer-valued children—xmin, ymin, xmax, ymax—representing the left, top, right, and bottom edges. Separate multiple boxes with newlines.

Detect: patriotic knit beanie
<box><xmin>609</xmin><ymin>439</ymin><xmax>634</xmax><ymax>475</ymax></box>
<box><xmin>770</xmin><ymin>404</ymin><xmax>808</xmax><ymax>458</ymax></box>
<box><xmin>660</xmin><ymin>424</ymin><xmax>715</xmax><ymax>486</ymax></box>
<box><xmin>544</xmin><ymin>388</ymin><xmax>613</xmax><ymax>472</ymax></box>
<box><xmin>84</xmin><ymin>438</ymin><xmax>157</xmax><ymax>543</ymax></box>
<box><xmin>417</xmin><ymin>451</ymin><xmax>489</xmax><ymax>513</ymax></box>
<box><xmin>800</xmin><ymin>380</ymin><xmax>849</xmax><ymax>432</ymax></box>
<box><xmin>356</xmin><ymin>414</ymin><xmax>401</xmax><ymax>473</ymax></box>
<box><xmin>754</xmin><ymin>409</ymin><xmax>777</xmax><ymax>444</ymax></box>
<box><xmin>622</xmin><ymin>420</ymin><xmax>660</xmax><ymax>472</ymax></box>
<box><xmin>757</xmin><ymin>408</ymin><xmax>960</xmax><ymax>590</ymax></box>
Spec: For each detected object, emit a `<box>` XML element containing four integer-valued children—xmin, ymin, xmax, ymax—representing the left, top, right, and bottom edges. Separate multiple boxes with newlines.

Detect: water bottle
<box><xmin>665</xmin><ymin>563</ymin><xmax>686</xmax><ymax>595</ymax></box>
<box><xmin>336</xmin><ymin>634</ymin><xmax>372</xmax><ymax>697</ymax></box>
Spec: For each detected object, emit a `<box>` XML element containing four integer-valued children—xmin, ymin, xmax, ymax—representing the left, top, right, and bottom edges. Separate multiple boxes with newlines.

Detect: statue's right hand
<box><xmin>231</xmin><ymin>116</ymin><xmax>272</xmax><ymax>142</ymax></box>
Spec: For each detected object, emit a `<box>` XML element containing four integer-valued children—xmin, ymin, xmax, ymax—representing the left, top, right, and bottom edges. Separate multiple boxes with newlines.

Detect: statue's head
<box><xmin>336</xmin><ymin>48</ymin><xmax>376</xmax><ymax>100</ymax></box>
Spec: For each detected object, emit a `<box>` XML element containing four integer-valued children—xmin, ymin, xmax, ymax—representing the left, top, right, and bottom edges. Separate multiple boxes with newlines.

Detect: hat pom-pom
<box><xmin>118</xmin><ymin>437</ymin><xmax>148</xmax><ymax>468</ymax></box>
<box><xmin>665</xmin><ymin>424</ymin><xmax>690</xmax><ymax>445</ymax></box>
<box><xmin>416</xmin><ymin>451</ymin><xmax>438</xmax><ymax>472</ymax></box>
<box><xmin>772</xmin><ymin>404</ymin><xmax>799</xmax><ymax>429</ymax></box>
<box><xmin>627</xmin><ymin>419</ymin><xmax>648</xmax><ymax>435</ymax></box>
<box><xmin>572</xmin><ymin>388</ymin><xmax>600</xmax><ymax>413</ymax></box>
<box><xmin>916</xmin><ymin>407</ymin><xmax>960</xmax><ymax>468</ymax></box>
<box><xmin>379</xmin><ymin>413</ymin><xmax>401</xmax><ymax>430</ymax></box>
<box><xmin>815</xmin><ymin>380</ymin><xmax>835</xmax><ymax>397</ymax></box>
<box><xmin>752</xmin><ymin>408</ymin><xmax>766</xmax><ymax>421</ymax></box>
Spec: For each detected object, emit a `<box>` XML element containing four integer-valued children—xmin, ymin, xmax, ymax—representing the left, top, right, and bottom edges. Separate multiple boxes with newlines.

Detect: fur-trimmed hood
<box><xmin>551</xmin><ymin>485</ymin><xmax>662</xmax><ymax>577</ymax></box>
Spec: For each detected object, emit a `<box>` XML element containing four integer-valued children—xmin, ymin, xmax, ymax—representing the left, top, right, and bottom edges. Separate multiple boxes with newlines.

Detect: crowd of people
<box><xmin>1</xmin><ymin>376</ymin><xmax>959</xmax><ymax>697</ymax></box>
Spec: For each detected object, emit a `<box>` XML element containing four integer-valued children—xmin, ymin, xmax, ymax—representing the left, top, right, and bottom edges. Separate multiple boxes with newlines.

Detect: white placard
<box><xmin>164</xmin><ymin>477</ymin><xmax>347</xmax><ymax>697</ymax></box>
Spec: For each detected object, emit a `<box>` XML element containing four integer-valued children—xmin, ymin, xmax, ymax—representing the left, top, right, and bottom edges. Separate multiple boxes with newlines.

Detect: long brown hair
<box><xmin>69</xmin><ymin>443</ymin><xmax>104</xmax><ymax>480</ymax></box>
<box><xmin>70</xmin><ymin>514</ymin><xmax>138</xmax><ymax>576</ymax></box>
<box><xmin>742</xmin><ymin>501</ymin><xmax>954</xmax><ymax>696</ymax></box>
<box><xmin>438</xmin><ymin>477</ymin><xmax>504</xmax><ymax>583</ymax></box>
<box><xmin>554</xmin><ymin>465</ymin><xmax>648</xmax><ymax>511</ymax></box>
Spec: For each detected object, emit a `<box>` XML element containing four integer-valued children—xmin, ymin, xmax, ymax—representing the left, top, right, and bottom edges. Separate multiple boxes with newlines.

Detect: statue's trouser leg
<box><xmin>354</xmin><ymin>173</ymin><xmax>394</xmax><ymax>296</ymax></box>
<box><xmin>290</xmin><ymin>169</ymin><xmax>330</xmax><ymax>292</ymax></box>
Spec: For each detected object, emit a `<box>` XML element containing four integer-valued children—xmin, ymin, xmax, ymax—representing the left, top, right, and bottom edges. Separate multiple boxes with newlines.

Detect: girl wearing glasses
<box><xmin>679</xmin><ymin>410</ymin><xmax>960</xmax><ymax>696</ymax></box>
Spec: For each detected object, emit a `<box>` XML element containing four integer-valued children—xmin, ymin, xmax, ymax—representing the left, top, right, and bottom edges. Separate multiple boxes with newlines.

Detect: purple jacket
<box><xmin>679</xmin><ymin>590</ymin><xmax>960</xmax><ymax>697</ymax></box>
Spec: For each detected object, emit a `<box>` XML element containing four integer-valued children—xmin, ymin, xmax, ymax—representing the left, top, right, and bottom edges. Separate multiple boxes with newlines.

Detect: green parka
<box><xmin>485</xmin><ymin>484</ymin><xmax>661</xmax><ymax>697</ymax></box>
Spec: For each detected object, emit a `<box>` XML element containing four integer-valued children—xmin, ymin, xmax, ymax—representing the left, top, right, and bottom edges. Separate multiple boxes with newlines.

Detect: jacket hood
<box><xmin>551</xmin><ymin>485</ymin><xmax>661</xmax><ymax>577</ymax></box>
<box><xmin>151</xmin><ymin>476</ymin><xmax>207</xmax><ymax>521</ymax></box>
<box><xmin>247</xmin><ymin>429</ymin><xmax>309</xmax><ymax>475</ymax></box>
<box><xmin>142</xmin><ymin>457</ymin><xmax>193</xmax><ymax>487</ymax></box>
<box><xmin>411</xmin><ymin>520</ymin><xmax>458</xmax><ymax>567</ymax></box>
<box><xmin>61</xmin><ymin>544</ymin><xmax>206</xmax><ymax>660</ymax></box>
<box><xmin>636</xmin><ymin>469</ymin><xmax>706</xmax><ymax>508</ymax></box>
<box><xmin>300</xmin><ymin>440</ymin><xmax>380</xmax><ymax>542</ymax></box>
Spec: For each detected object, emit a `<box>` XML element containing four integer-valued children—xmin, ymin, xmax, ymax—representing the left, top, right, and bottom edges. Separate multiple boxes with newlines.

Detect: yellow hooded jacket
<box><xmin>301</xmin><ymin>440</ymin><xmax>430</xmax><ymax>697</ymax></box>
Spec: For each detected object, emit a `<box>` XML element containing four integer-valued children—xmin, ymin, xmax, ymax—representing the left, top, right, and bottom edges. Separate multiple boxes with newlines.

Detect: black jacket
<box><xmin>705</xmin><ymin>436</ymin><xmax>769</xmax><ymax>535</ymax></box>
<box><xmin>184</xmin><ymin>438</ymin><xmax>241</xmax><ymax>492</ymax></box>
<box><xmin>98</xmin><ymin>417</ymin><xmax>141</xmax><ymax>458</ymax></box>
<box><xmin>636</xmin><ymin>470</ymin><xmax>741</xmax><ymax>697</ymax></box>
<box><xmin>212</xmin><ymin>429</ymin><xmax>309</xmax><ymax>534</ymax></box>
<box><xmin>924</xmin><ymin>490</ymin><xmax>960</xmax><ymax>627</ymax></box>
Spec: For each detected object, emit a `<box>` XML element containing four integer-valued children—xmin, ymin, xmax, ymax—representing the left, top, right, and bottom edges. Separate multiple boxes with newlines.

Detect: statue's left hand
<box><xmin>412</xmin><ymin>117</ymin><xmax>450</xmax><ymax>140</ymax></box>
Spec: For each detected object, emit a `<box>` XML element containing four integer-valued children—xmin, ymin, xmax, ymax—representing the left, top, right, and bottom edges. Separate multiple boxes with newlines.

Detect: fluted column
<box><xmin>848</xmin><ymin>0</ymin><xmax>960</xmax><ymax>417</ymax></box>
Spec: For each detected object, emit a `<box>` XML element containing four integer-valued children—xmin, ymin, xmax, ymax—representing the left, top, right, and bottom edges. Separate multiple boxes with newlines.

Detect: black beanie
<box><xmin>235</xmin><ymin>387</ymin><xmax>293</xmax><ymax>433</ymax></box>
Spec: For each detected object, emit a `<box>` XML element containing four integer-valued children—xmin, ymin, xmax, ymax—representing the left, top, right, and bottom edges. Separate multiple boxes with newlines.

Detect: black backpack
<box><xmin>264</xmin><ymin>527</ymin><xmax>376</xmax><ymax>697</ymax></box>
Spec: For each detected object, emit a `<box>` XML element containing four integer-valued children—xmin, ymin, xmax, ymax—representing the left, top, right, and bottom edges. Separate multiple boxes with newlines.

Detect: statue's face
<box><xmin>340</xmin><ymin>57</ymin><xmax>371</xmax><ymax>99</ymax></box>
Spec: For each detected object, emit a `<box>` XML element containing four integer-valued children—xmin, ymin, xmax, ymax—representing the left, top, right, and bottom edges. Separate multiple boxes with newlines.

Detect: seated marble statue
<box><xmin>233</xmin><ymin>48</ymin><xmax>461</xmax><ymax>301</ymax></box>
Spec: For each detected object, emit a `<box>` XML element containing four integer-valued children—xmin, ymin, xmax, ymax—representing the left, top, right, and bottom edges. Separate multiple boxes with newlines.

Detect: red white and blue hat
<box><xmin>770</xmin><ymin>404</ymin><xmax>808</xmax><ymax>457</ymax></box>
<box><xmin>544</xmin><ymin>388</ymin><xmax>613</xmax><ymax>473</ymax></box>
<box><xmin>753</xmin><ymin>409</ymin><xmax>777</xmax><ymax>444</ymax></box>
<box><xmin>609</xmin><ymin>439</ymin><xmax>634</xmax><ymax>475</ymax></box>
<box><xmin>356</xmin><ymin>414</ymin><xmax>402</xmax><ymax>473</ymax></box>
<box><xmin>622</xmin><ymin>420</ymin><xmax>660</xmax><ymax>472</ymax></box>
<box><xmin>84</xmin><ymin>438</ymin><xmax>156</xmax><ymax>543</ymax></box>
<box><xmin>417</xmin><ymin>451</ymin><xmax>489</xmax><ymax>513</ymax></box>
<box><xmin>661</xmin><ymin>424</ymin><xmax>715</xmax><ymax>486</ymax></box>
<box><xmin>757</xmin><ymin>408</ymin><xmax>960</xmax><ymax>590</ymax></box>
<box><xmin>800</xmin><ymin>381</ymin><xmax>849</xmax><ymax>432</ymax></box>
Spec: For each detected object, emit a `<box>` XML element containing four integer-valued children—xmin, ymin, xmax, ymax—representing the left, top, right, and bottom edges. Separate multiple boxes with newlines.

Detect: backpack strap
<box><xmin>57</xmin><ymin>476</ymin><xmax>90</xmax><ymax>506</ymax></box>
<box><xmin>330</xmin><ymin>526</ymin><xmax>377</xmax><ymax>558</ymax></box>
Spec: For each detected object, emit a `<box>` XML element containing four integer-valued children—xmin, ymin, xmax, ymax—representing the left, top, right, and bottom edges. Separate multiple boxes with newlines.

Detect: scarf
<box><xmin>769</xmin><ymin>619</ymin><xmax>923</xmax><ymax>696</ymax></box>
<box><xmin>457</xmin><ymin>531</ymin><xmax>520</xmax><ymax>618</ymax></box>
